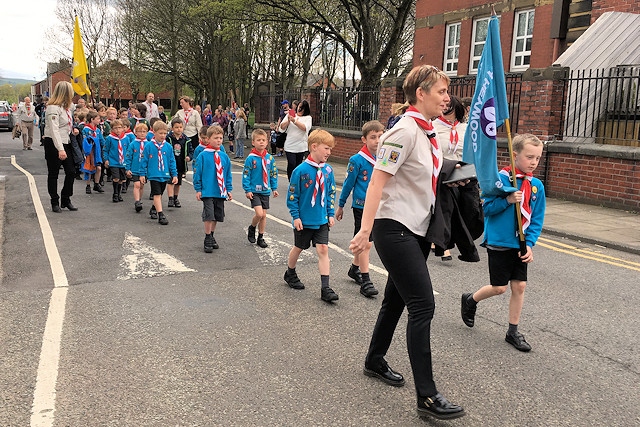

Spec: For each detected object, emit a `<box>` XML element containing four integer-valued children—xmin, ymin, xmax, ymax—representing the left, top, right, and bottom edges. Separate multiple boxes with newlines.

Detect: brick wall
<box><xmin>592</xmin><ymin>0</ymin><xmax>640</xmax><ymax>21</ymax></box>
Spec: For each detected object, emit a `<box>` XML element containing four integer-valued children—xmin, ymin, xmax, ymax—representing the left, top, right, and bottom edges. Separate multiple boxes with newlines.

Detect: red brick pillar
<box><xmin>379</xmin><ymin>77</ymin><xmax>405</xmax><ymax>127</ymax></box>
<box><xmin>517</xmin><ymin>66</ymin><xmax>568</xmax><ymax>141</ymax></box>
<box><xmin>301</xmin><ymin>87</ymin><xmax>322</xmax><ymax>127</ymax></box>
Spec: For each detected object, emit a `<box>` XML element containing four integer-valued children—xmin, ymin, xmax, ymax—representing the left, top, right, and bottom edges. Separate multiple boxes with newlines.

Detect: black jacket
<box><xmin>426</xmin><ymin>160</ymin><xmax>484</xmax><ymax>262</ymax></box>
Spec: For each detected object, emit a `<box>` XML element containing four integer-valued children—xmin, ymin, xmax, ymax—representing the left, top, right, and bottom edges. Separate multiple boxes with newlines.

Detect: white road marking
<box><xmin>11</xmin><ymin>156</ymin><xmax>68</xmax><ymax>427</ymax></box>
<box><xmin>118</xmin><ymin>233</ymin><xmax>196</xmax><ymax>280</ymax></box>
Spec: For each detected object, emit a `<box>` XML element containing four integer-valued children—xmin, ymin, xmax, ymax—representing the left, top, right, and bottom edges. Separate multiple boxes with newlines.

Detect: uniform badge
<box><xmin>301</xmin><ymin>173</ymin><xmax>310</xmax><ymax>181</ymax></box>
<box><xmin>362</xmin><ymin>170</ymin><xmax>367</xmax><ymax>175</ymax></box>
<box><xmin>355</xmin><ymin>199</ymin><xmax>365</xmax><ymax>206</ymax></box>
<box><xmin>305</xmin><ymin>183</ymin><xmax>310</xmax><ymax>188</ymax></box>
<box><xmin>532</xmin><ymin>186</ymin><xmax>538</xmax><ymax>194</ymax></box>
<box><xmin>289</xmin><ymin>186</ymin><xmax>295</xmax><ymax>193</ymax></box>
<box><xmin>389</xmin><ymin>151</ymin><xmax>400</xmax><ymax>163</ymax></box>
<box><xmin>363</xmin><ymin>176</ymin><xmax>367</xmax><ymax>181</ymax></box>
<box><xmin>378</xmin><ymin>148</ymin><xmax>386</xmax><ymax>159</ymax></box>
<box><xmin>348</xmin><ymin>165</ymin><xmax>354</xmax><ymax>173</ymax></box>
<box><xmin>308</xmin><ymin>180</ymin><xmax>313</xmax><ymax>186</ymax></box>
<box><xmin>326</xmin><ymin>165</ymin><xmax>332</xmax><ymax>173</ymax></box>
<box><xmin>289</xmin><ymin>195</ymin><xmax>294</xmax><ymax>200</ymax></box>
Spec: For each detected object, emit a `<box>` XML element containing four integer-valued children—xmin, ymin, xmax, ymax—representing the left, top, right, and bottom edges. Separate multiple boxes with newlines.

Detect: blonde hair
<box><xmin>236</xmin><ymin>109</ymin><xmax>247</xmax><ymax>120</ymax></box>
<box><xmin>48</xmin><ymin>81</ymin><xmax>74</xmax><ymax>109</ymax></box>
<box><xmin>392</xmin><ymin>102</ymin><xmax>409</xmax><ymax>116</ymax></box>
<box><xmin>134</xmin><ymin>122</ymin><xmax>149</xmax><ymax>133</ymax></box>
<box><xmin>403</xmin><ymin>65</ymin><xmax>450</xmax><ymax>105</ymax></box>
<box><xmin>252</xmin><ymin>128</ymin><xmax>268</xmax><ymax>140</ymax></box>
<box><xmin>110</xmin><ymin>119</ymin><xmax>126</xmax><ymax>129</ymax></box>
<box><xmin>207</xmin><ymin>125</ymin><xmax>224</xmax><ymax>137</ymax></box>
<box><xmin>512</xmin><ymin>133</ymin><xmax>542</xmax><ymax>152</ymax></box>
<box><xmin>153</xmin><ymin>121</ymin><xmax>168</xmax><ymax>132</ymax></box>
<box><xmin>308</xmin><ymin>129</ymin><xmax>335</xmax><ymax>150</ymax></box>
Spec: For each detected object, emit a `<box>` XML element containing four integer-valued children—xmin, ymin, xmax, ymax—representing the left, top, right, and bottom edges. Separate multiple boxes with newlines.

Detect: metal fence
<box><xmin>449</xmin><ymin>73</ymin><xmax>523</xmax><ymax>134</ymax></box>
<box><xmin>563</xmin><ymin>66</ymin><xmax>640</xmax><ymax>146</ymax></box>
<box><xmin>255</xmin><ymin>87</ymin><xmax>379</xmax><ymax>131</ymax></box>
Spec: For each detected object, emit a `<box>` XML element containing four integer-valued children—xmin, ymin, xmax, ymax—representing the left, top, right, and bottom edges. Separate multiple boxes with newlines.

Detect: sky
<box><xmin>0</xmin><ymin>0</ymin><xmax>58</xmax><ymax>81</ymax></box>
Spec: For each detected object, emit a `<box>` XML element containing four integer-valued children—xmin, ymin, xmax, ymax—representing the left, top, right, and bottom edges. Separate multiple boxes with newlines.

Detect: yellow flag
<box><xmin>71</xmin><ymin>16</ymin><xmax>91</xmax><ymax>96</ymax></box>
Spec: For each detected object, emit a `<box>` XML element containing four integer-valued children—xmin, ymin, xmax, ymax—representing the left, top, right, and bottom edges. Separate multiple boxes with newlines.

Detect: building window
<box><xmin>470</xmin><ymin>17</ymin><xmax>497</xmax><ymax>74</ymax></box>
<box><xmin>444</xmin><ymin>23</ymin><xmax>461</xmax><ymax>76</ymax></box>
<box><xmin>511</xmin><ymin>9</ymin><xmax>534</xmax><ymax>71</ymax></box>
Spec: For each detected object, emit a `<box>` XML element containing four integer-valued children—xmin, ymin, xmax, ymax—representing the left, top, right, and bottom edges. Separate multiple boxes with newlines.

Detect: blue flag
<box><xmin>462</xmin><ymin>15</ymin><xmax>515</xmax><ymax>196</ymax></box>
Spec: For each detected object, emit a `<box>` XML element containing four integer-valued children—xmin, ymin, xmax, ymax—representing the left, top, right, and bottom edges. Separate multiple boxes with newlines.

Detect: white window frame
<box><xmin>470</xmin><ymin>17</ymin><xmax>491</xmax><ymax>74</ymax></box>
<box><xmin>443</xmin><ymin>22</ymin><xmax>461</xmax><ymax>76</ymax></box>
<box><xmin>511</xmin><ymin>9</ymin><xmax>534</xmax><ymax>71</ymax></box>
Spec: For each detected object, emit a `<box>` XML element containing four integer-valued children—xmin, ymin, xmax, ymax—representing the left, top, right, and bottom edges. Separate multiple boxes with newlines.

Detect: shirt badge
<box><xmin>532</xmin><ymin>186</ymin><xmax>538</xmax><ymax>194</ymax></box>
<box><xmin>389</xmin><ymin>151</ymin><xmax>400</xmax><ymax>163</ymax></box>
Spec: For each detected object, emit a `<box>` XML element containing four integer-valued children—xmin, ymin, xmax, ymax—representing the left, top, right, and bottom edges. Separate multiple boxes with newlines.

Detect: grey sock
<box><xmin>508</xmin><ymin>323</ymin><xmax>518</xmax><ymax>335</ymax></box>
<box><xmin>321</xmin><ymin>275</ymin><xmax>330</xmax><ymax>289</ymax></box>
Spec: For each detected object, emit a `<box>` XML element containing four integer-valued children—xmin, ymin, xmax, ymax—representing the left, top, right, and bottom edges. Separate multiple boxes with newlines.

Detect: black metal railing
<box><xmin>318</xmin><ymin>87</ymin><xmax>380</xmax><ymax>131</ymax></box>
<box><xmin>449</xmin><ymin>73</ymin><xmax>523</xmax><ymax>134</ymax></box>
<box><xmin>563</xmin><ymin>66</ymin><xmax>640</xmax><ymax>146</ymax></box>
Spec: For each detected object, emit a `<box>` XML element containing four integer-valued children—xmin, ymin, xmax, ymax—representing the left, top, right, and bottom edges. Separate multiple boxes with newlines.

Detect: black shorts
<box><xmin>250</xmin><ymin>193</ymin><xmax>270</xmax><ymax>209</ymax></box>
<box><xmin>110</xmin><ymin>167</ymin><xmax>126</xmax><ymax>181</ymax></box>
<box><xmin>487</xmin><ymin>248</ymin><xmax>528</xmax><ymax>286</ymax></box>
<box><xmin>129</xmin><ymin>174</ymin><xmax>141</xmax><ymax>182</ymax></box>
<box><xmin>202</xmin><ymin>197</ymin><xmax>225</xmax><ymax>222</ymax></box>
<box><xmin>352</xmin><ymin>208</ymin><xmax>373</xmax><ymax>242</ymax></box>
<box><xmin>149</xmin><ymin>180</ymin><xmax>167</xmax><ymax>196</ymax></box>
<box><xmin>172</xmin><ymin>174</ymin><xmax>183</xmax><ymax>186</ymax></box>
<box><xmin>294</xmin><ymin>223</ymin><xmax>329</xmax><ymax>250</ymax></box>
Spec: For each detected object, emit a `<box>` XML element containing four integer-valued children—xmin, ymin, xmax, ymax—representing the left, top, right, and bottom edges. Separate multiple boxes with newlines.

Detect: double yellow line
<box><xmin>537</xmin><ymin>237</ymin><xmax>640</xmax><ymax>271</ymax></box>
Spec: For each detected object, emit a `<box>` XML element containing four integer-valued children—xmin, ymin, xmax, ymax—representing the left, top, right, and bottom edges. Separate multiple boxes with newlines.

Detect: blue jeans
<box><xmin>366</xmin><ymin>219</ymin><xmax>438</xmax><ymax>398</ymax></box>
<box><xmin>235</xmin><ymin>138</ymin><xmax>245</xmax><ymax>158</ymax></box>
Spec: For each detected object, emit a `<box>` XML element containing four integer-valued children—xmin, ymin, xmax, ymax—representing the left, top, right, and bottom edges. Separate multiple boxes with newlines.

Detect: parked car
<box><xmin>0</xmin><ymin>105</ymin><xmax>14</xmax><ymax>130</ymax></box>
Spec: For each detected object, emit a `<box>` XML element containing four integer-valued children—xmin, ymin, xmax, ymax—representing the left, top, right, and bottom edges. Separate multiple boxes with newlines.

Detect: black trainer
<box><xmin>461</xmin><ymin>293</ymin><xmax>476</xmax><ymax>327</ymax></box>
<box><xmin>348</xmin><ymin>264</ymin><xmax>363</xmax><ymax>285</ymax></box>
<box><xmin>210</xmin><ymin>233</ymin><xmax>219</xmax><ymax>249</ymax></box>
<box><xmin>247</xmin><ymin>225</ymin><xmax>256</xmax><ymax>243</ymax></box>
<box><xmin>204</xmin><ymin>234</ymin><xmax>214</xmax><ymax>253</ymax></box>
<box><xmin>158</xmin><ymin>212</ymin><xmax>169</xmax><ymax>225</ymax></box>
<box><xmin>505</xmin><ymin>331</ymin><xmax>532</xmax><ymax>352</ymax></box>
<box><xmin>360</xmin><ymin>280</ymin><xmax>379</xmax><ymax>298</ymax></box>
<box><xmin>134</xmin><ymin>201</ymin><xmax>143</xmax><ymax>212</ymax></box>
<box><xmin>256</xmin><ymin>236</ymin><xmax>268</xmax><ymax>248</ymax></box>
<box><xmin>149</xmin><ymin>206</ymin><xmax>158</xmax><ymax>219</ymax></box>
<box><xmin>284</xmin><ymin>270</ymin><xmax>304</xmax><ymax>289</ymax></box>
<box><xmin>417</xmin><ymin>393</ymin><xmax>465</xmax><ymax>420</ymax></box>
<box><xmin>93</xmin><ymin>183</ymin><xmax>104</xmax><ymax>193</ymax></box>
<box><xmin>321</xmin><ymin>287</ymin><xmax>339</xmax><ymax>302</ymax></box>
<box><xmin>168</xmin><ymin>197</ymin><xmax>174</xmax><ymax>208</ymax></box>
<box><xmin>86</xmin><ymin>185</ymin><xmax>92</xmax><ymax>194</ymax></box>
<box><xmin>173</xmin><ymin>198</ymin><xmax>181</xmax><ymax>208</ymax></box>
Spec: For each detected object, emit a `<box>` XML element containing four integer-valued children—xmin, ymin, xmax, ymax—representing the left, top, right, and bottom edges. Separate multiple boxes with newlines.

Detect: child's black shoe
<box><xmin>360</xmin><ymin>280</ymin><xmax>378</xmax><ymax>298</ymax></box>
<box><xmin>158</xmin><ymin>212</ymin><xmax>169</xmax><ymax>225</ymax></box>
<box><xmin>321</xmin><ymin>287</ymin><xmax>339</xmax><ymax>302</ymax></box>
<box><xmin>210</xmin><ymin>233</ymin><xmax>219</xmax><ymax>249</ymax></box>
<box><xmin>86</xmin><ymin>185</ymin><xmax>91</xmax><ymax>194</ymax></box>
<box><xmin>256</xmin><ymin>236</ymin><xmax>268</xmax><ymax>248</ymax></box>
<box><xmin>93</xmin><ymin>183</ymin><xmax>104</xmax><ymax>193</ymax></box>
<box><xmin>284</xmin><ymin>269</ymin><xmax>304</xmax><ymax>289</ymax></box>
<box><xmin>149</xmin><ymin>206</ymin><xmax>158</xmax><ymax>219</ymax></box>
<box><xmin>134</xmin><ymin>201</ymin><xmax>143</xmax><ymax>212</ymax></box>
<box><xmin>112</xmin><ymin>194</ymin><xmax>119</xmax><ymax>203</ymax></box>
<box><xmin>173</xmin><ymin>197</ymin><xmax>181</xmax><ymax>208</ymax></box>
<box><xmin>505</xmin><ymin>331</ymin><xmax>532</xmax><ymax>352</ymax></box>
<box><xmin>168</xmin><ymin>197</ymin><xmax>174</xmax><ymax>207</ymax></box>
<box><xmin>348</xmin><ymin>264</ymin><xmax>363</xmax><ymax>285</ymax></box>
<box><xmin>204</xmin><ymin>234</ymin><xmax>214</xmax><ymax>253</ymax></box>
<box><xmin>247</xmin><ymin>225</ymin><xmax>256</xmax><ymax>243</ymax></box>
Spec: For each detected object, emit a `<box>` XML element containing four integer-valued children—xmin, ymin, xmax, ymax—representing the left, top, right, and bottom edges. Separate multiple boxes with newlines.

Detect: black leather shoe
<box><xmin>363</xmin><ymin>360</ymin><xmax>405</xmax><ymax>387</ymax></box>
<box><xmin>348</xmin><ymin>264</ymin><xmax>363</xmax><ymax>285</ymax></box>
<box><xmin>461</xmin><ymin>293</ymin><xmax>476</xmax><ymax>327</ymax></box>
<box><xmin>417</xmin><ymin>393</ymin><xmax>465</xmax><ymax>420</ymax></box>
<box><xmin>505</xmin><ymin>331</ymin><xmax>532</xmax><ymax>352</ymax></box>
<box><xmin>320</xmin><ymin>287</ymin><xmax>339</xmax><ymax>302</ymax></box>
<box><xmin>52</xmin><ymin>204</ymin><xmax>61</xmax><ymax>213</ymax></box>
<box><xmin>61</xmin><ymin>200</ymin><xmax>78</xmax><ymax>211</ymax></box>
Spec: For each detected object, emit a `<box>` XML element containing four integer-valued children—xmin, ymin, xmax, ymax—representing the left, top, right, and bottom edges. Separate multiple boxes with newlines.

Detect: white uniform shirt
<box><xmin>374</xmin><ymin>115</ymin><xmax>436</xmax><ymax>237</ymax></box>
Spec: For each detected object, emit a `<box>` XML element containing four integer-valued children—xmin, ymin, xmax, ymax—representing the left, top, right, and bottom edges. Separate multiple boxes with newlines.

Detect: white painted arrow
<box><xmin>118</xmin><ymin>233</ymin><xmax>196</xmax><ymax>280</ymax></box>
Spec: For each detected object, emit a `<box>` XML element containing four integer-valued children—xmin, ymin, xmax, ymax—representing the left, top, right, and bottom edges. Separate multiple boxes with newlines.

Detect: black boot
<box><xmin>247</xmin><ymin>225</ymin><xmax>256</xmax><ymax>243</ymax></box>
<box><xmin>51</xmin><ymin>199</ymin><xmax>61</xmax><ymax>213</ymax></box>
<box><xmin>158</xmin><ymin>211</ymin><xmax>169</xmax><ymax>225</ymax></box>
<box><xmin>61</xmin><ymin>198</ymin><xmax>78</xmax><ymax>211</ymax></box>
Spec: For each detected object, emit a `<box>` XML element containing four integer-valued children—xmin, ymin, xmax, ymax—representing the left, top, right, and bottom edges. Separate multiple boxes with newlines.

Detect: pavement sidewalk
<box><xmin>229</xmin><ymin>147</ymin><xmax>640</xmax><ymax>255</ymax></box>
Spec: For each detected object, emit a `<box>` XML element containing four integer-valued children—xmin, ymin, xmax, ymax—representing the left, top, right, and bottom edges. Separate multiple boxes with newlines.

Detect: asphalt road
<box><xmin>1</xmin><ymin>129</ymin><xmax>639</xmax><ymax>426</ymax></box>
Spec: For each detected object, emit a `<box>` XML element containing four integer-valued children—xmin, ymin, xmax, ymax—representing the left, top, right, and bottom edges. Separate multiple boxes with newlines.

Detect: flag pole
<box><xmin>504</xmin><ymin>118</ymin><xmax>527</xmax><ymax>255</ymax></box>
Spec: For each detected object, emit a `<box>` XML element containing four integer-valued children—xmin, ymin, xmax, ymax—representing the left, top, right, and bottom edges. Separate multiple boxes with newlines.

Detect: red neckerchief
<box><xmin>403</xmin><ymin>105</ymin><xmax>442</xmax><ymax>211</ymax></box>
<box><xmin>501</xmin><ymin>166</ymin><xmax>533</xmax><ymax>231</ymax></box>
<box><xmin>436</xmin><ymin>115</ymin><xmax>460</xmax><ymax>155</ymax></box>
<box><xmin>249</xmin><ymin>149</ymin><xmax>269</xmax><ymax>189</ymax></box>
<box><xmin>358</xmin><ymin>144</ymin><xmax>376</xmax><ymax>166</ymax></box>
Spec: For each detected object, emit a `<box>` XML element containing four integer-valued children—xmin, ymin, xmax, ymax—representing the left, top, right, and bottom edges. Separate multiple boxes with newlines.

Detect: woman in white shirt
<box><xmin>279</xmin><ymin>99</ymin><xmax>312</xmax><ymax>180</ymax></box>
<box><xmin>350</xmin><ymin>65</ymin><xmax>465</xmax><ymax>420</ymax></box>
<box><xmin>43</xmin><ymin>81</ymin><xmax>78</xmax><ymax>212</ymax></box>
<box><xmin>175</xmin><ymin>96</ymin><xmax>203</xmax><ymax>152</ymax></box>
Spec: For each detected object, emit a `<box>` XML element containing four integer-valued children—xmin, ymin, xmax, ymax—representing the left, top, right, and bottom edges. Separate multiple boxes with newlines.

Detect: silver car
<box><xmin>0</xmin><ymin>104</ymin><xmax>14</xmax><ymax>130</ymax></box>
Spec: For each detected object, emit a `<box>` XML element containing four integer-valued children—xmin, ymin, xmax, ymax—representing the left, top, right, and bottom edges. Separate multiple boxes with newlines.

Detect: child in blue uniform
<box><xmin>194</xmin><ymin>125</ymin><xmax>233</xmax><ymax>252</ymax></box>
<box><xmin>103</xmin><ymin>119</ymin><xmax>129</xmax><ymax>203</ymax></box>
<box><xmin>336</xmin><ymin>120</ymin><xmax>384</xmax><ymax>298</ymax></box>
<box><xmin>139</xmin><ymin>121</ymin><xmax>178</xmax><ymax>225</ymax></box>
<box><xmin>461</xmin><ymin>133</ymin><xmax>546</xmax><ymax>352</ymax></box>
<box><xmin>243</xmin><ymin>128</ymin><xmax>279</xmax><ymax>248</ymax></box>
<box><xmin>81</xmin><ymin>111</ymin><xmax>105</xmax><ymax>194</ymax></box>
<box><xmin>284</xmin><ymin>129</ymin><xmax>338</xmax><ymax>303</ymax></box>
<box><xmin>125</xmin><ymin>122</ymin><xmax>149</xmax><ymax>212</ymax></box>
<box><xmin>166</xmin><ymin>117</ymin><xmax>193</xmax><ymax>208</ymax></box>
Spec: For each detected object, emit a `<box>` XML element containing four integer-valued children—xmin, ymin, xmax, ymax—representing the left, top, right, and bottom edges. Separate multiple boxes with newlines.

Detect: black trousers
<box><xmin>285</xmin><ymin>151</ymin><xmax>306</xmax><ymax>180</ymax></box>
<box><xmin>43</xmin><ymin>137</ymin><xmax>75</xmax><ymax>203</ymax></box>
<box><xmin>366</xmin><ymin>219</ymin><xmax>437</xmax><ymax>398</ymax></box>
